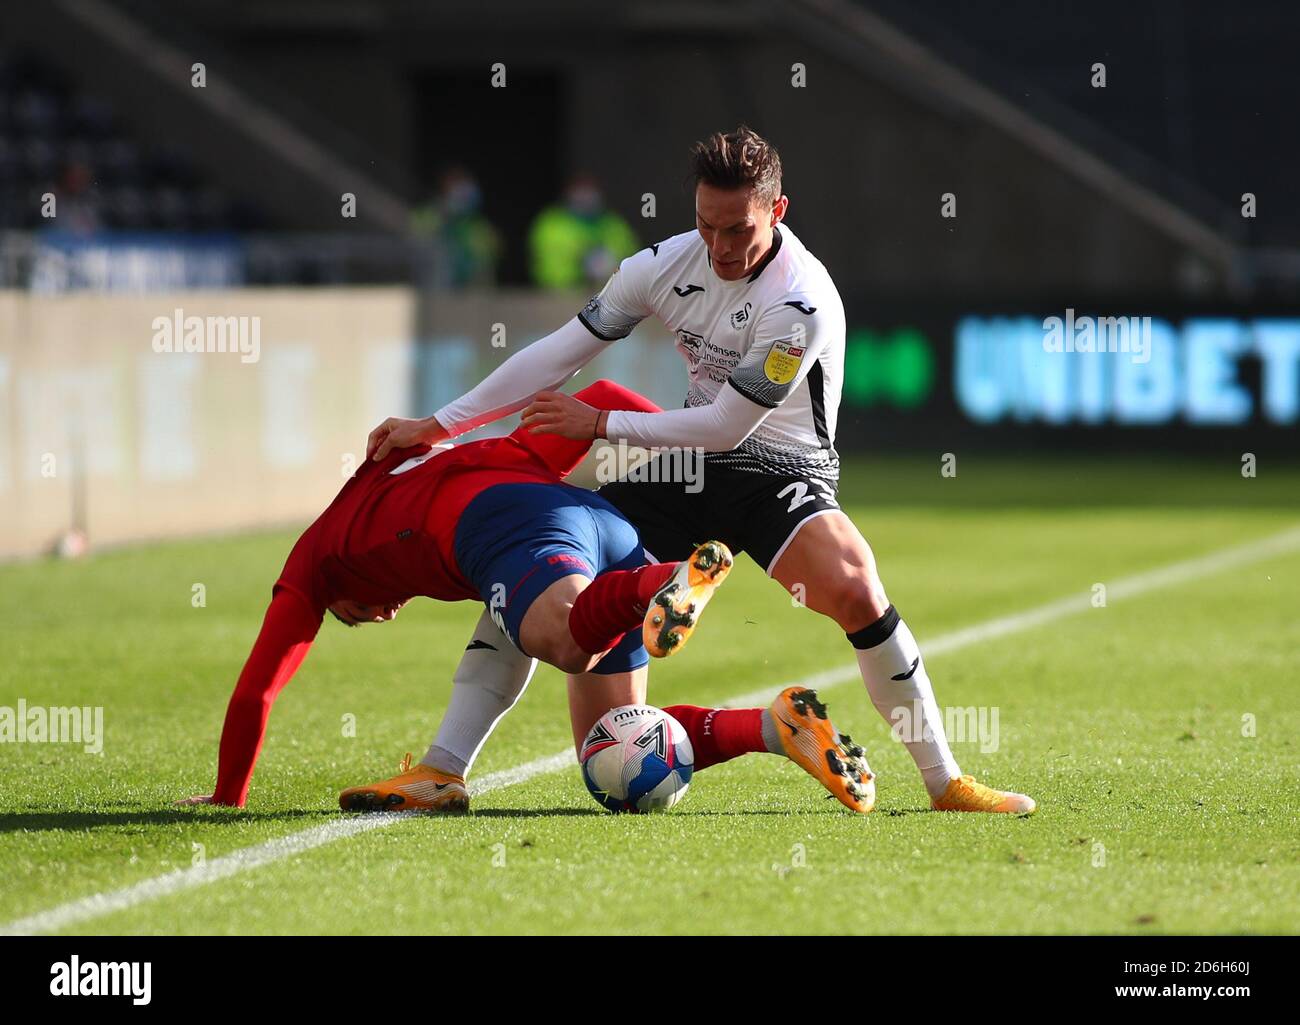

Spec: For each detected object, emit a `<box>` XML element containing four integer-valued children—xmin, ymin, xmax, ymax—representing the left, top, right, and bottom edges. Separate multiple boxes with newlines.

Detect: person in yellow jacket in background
<box><xmin>529</xmin><ymin>173</ymin><xmax>639</xmax><ymax>289</ymax></box>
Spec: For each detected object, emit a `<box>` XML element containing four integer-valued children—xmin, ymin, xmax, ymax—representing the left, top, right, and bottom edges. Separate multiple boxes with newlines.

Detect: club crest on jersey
<box><xmin>730</xmin><ymin>302</ymin><xmax>753</xmax><ymax>328</ymax></box>
<box><xmin>763</xmin><ymin>340</ymin><xmax>805</xmax><ymax>385</ymax></box>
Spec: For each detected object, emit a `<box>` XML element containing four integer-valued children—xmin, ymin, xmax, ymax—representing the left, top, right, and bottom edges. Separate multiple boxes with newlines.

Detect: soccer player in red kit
<box><xmin>178</xmin><ymin>379</ymin><xmax>869</xmax><ymax>812</ymax></box>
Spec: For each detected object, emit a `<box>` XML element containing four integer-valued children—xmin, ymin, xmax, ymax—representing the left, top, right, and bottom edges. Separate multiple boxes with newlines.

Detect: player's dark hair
<box><xmin>689</xmin><ymin>126</ymin><xmax>782</xmax><ymax>204</ymax></box>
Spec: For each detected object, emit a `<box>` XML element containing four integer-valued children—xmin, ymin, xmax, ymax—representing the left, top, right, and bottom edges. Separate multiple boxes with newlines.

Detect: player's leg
<box><xmin>768</xmin><ymin>509</ymin><xmax>1036</xmax><ymax>814</ymax></box>
<box><xmin>586</xmin><ymin>463</ymin><xmax>871</xmax><ymax>809</ymax></box>
<box><xmin>564</xmin><ymin>605</ymin><xmax>802</xmax><ymax>768</ymax></box>
<box><xmin>519</xmin><ymin>546</ymin><xmax>732</xmax><ymax>672</ymax></box>
<box><xmin>564</xmin><ymin>591</ymin><xmax>770</xmax><ymax>767</ymax></box>
<box><xmin>423</xmin><ymin>610</ymin><xmax>537</xmax><ymax>777</ymax></box>
<box><xmin>566</xmin><ymin>627</ymin><xmax>873</xmax><ymax>810</ymax></box>
<box><xmin>563</xmin><ymin>539</ymin><xmax>734</xmax><ymax>661</ymax></box>
<box><xmin>340</xmin><ymin>610</ymin><xmax>536</xmax><ymax>813</ymax></box>
<box><xmin>519</xmin><ymin>572</ymin><xmax>632</xmax><ymax>673</ymax></box>
<box><xmin>565</xmin><ymin>660</ymin><xmax>774</xmax><ymax>769</ymax></box>
<box><xmin>506</xmin><ymin>488</ymin><xmax>732</xmax><ymax>672</ymax></box>
<box><xmin>567</xmin><ymin>655</ymin><xmax>871</xmax><ymax>810</ymax></box>
<box><xmin>555</xmin><ymin>514</ymin><xmax>769</xmax><ymax>777</ymax></box>
<box><xmin>566</xmin><ymin>668</ymin><xmax>873</xmax><ymax>811</ymax></box>
<box><xmin>591</xmin><ymin>459</ymin><xmax>745</xmax><ymax>657</ymax></box>
<box><xmin>567</xmin><ymin>660</ymin><xmax>646</xmax><ymax>752</ymax></box>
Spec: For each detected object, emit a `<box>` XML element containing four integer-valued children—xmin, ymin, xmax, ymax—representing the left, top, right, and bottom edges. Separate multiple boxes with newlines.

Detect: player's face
<box><xmin>328</xmin><ymin>599</ymin><xmax>405</xmax><ymax>626</ymax></box>
<box><xmin>695</xmin><ymin>184</ymin><xmax>788</xmax><ymax>281</ymax></box>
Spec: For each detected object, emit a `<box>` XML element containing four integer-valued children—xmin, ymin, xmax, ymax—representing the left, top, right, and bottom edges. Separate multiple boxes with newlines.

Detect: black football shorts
<box><xmin>595</xmin><ymin>454</ymin><xmax>842</xmax><ymax>575</ymax></box>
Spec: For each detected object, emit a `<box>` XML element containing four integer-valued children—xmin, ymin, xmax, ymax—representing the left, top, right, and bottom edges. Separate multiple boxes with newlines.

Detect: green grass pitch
<box><xmin>1</xmin><ymin>455</ymin><xmax>1297</xmax><ymax>934</ymax></box>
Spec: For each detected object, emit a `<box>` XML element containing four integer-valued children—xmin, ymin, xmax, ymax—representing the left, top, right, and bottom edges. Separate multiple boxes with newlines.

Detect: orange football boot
<box><xmin>931</xmin><ymin>774</ymin><xmax>1036</xmax><ymax>814</ymax></box>
<box><xmin>643</xmin><ymin>541</ymin><xmax>733</xmax><ymax>657</ymax></box>
<box><xmin>339</xmin><ymin>753</ymin><xmax>469</xmax><ymax>814</ymax></box>
<box><xmin>769</xmin><ymin>686</ymin><xmax>875</xmax><ymax>813</ymax></box>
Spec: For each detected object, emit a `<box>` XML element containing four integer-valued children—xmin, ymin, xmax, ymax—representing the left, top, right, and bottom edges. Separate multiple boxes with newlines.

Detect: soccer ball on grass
<box><xmin>579</xmin><ymin>705</ymin><xmax>693</xmax><ymax>813</ymax></box>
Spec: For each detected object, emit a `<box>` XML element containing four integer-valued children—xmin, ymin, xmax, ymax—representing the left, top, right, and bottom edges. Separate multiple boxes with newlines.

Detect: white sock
<box><xmin>848</xmin><ymin>606</ymin><xmax>961</xmax><ymax>798</ymax></box>
<box><xmin>422</xmin><ymin>610</ymin><xmax>537</xmax><ymax>778</ymax></box>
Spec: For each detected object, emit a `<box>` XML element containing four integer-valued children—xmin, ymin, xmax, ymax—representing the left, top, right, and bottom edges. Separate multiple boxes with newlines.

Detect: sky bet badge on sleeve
<box><xmin>764</xmin><ymin>339</ymin><xmax>805</xmax><ymax>384</ymax></box>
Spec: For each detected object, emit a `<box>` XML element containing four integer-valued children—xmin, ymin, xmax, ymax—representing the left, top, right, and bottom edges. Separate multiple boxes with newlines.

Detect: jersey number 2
<box><xmin>777</xmin><ymin>480</ymin><xmax>835</xmax><ymax>513</ymax></box>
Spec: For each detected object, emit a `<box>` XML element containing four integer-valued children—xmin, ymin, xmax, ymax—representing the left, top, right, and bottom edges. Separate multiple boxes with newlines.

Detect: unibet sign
<box><xmin>955</xmin><ymin>316</ymin><xmax>1300</xmax><ymax>426</ymax></box>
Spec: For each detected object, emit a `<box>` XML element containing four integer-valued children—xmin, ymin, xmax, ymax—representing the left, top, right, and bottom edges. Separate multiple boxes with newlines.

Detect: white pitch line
<box><xmin>468</xmin><ymin>749</ymin><xmax>577</xmax><ymax>796</ymax></box>
<box><xmin>723</xmin><ymin>525</ymin><xmax>1300</xmax><ymax>707</ymax></box>
<box><xmin>5</xmin><ymin>524</ymin><xmax>1298</xmax><ymax>936</ymax></box>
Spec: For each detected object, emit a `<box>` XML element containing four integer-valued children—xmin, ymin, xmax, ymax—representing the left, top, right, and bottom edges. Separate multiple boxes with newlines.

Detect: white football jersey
<box><xmin>577</xmin><ymin>223</ymin><xmax>845</xmax><ymax>481</ymax></box>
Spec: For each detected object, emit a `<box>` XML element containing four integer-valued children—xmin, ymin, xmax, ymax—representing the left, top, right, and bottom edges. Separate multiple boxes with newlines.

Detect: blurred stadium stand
<box><xmin>6</xmin><ymin>0</ymin><xmax>1298</xmax><ymax>297</ymax></box>
<box><xmin>0</xmin><ymin>49</ymin><xmax>260</xmax><ymax>233</ymax></box>
<box><xmin>868</xmin><ymin>0</ymin><xmax>1300</xmax><ymax>254</ymax></box>
<box><xmin>2</xmin><ymin>0</ymin><xmax>1297</xmax><ymax>558</ymax></box>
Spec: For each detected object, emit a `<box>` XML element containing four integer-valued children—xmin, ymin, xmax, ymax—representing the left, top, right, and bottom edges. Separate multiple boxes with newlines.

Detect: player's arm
<box><xmin>525</xmin><ymin>380</ymin><xmax>773</xmax><ymax>450</ymax></box>
<box><xmin>177</xmin><ymin>588</ymin><xmax>324</xmax><ymax>807</ymax></box>
<box><xmin>368</xmin><ymin>247</ymin><xmax>657</xmax><ymax>461</ymax></box>
<box><xmin>366</xmin><ymin>317</ymin><xmax>605</xmax><ymax>460</ymax></box>
<box><xmin>510</xmin><ymin>378</ymin><xmax>663</xmax><ymax>479</ymax></box>
<box><xmin>531</xmin><ymin>298</ymin><xmax>830</xmax><ymax>450</ymax></box>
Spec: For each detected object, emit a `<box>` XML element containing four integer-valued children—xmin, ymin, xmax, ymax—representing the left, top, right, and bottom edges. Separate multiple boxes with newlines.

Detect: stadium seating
<box><xmin>0</xmin><ymin>48</ymin><xmax>264</xmax><ymax>232</ymax></box>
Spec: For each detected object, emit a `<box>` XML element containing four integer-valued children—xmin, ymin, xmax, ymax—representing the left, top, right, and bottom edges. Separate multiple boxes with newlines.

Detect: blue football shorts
<box><xmin>453</xmin><ymin>481</ymin><xmax>649</xmax><ymax>674</ymax></box>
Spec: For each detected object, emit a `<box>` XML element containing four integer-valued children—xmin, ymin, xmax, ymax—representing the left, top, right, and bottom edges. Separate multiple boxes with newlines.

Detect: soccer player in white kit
<box><xmin>363</xmin><ymin>127</ymin><xmax>1035</xmax><ymax>816</ymax></box>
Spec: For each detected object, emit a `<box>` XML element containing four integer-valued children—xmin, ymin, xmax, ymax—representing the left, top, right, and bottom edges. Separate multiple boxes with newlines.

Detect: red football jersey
<box><xmin>273</xmin><ymin>379</ymin><xmax>663</xmax><ymax>615</ymax></box>
<box><xmin>274</xmin><ymin>434</ymin><xmax>570</xmax><ymax>615</ymax></box>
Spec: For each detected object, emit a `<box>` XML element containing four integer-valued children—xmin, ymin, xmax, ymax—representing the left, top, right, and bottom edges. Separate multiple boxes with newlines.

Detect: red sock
<box><xmin>567</xmin><ymin>561</ymin><xmax>677</xmax><ymax>655</ymax></box>
<box><xmin>662</xmin><ymin>705</ymin><xmax>767</xmax><ymax>770</ymax></box>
